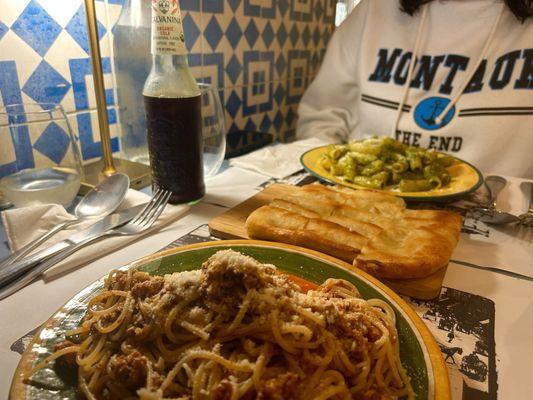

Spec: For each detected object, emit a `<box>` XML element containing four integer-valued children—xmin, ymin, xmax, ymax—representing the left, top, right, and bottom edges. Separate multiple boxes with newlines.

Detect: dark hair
<box><xmin>399</xmin><ymin>0</ymin><xmax>532</xmax><ymax>22</ymax></box>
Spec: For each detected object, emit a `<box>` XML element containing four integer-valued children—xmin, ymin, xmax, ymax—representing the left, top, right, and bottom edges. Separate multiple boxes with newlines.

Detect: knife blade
<box><xmin>0</xmin><ymin>203</ymin><xmax>147</xmax><ymax>287</ymax></box>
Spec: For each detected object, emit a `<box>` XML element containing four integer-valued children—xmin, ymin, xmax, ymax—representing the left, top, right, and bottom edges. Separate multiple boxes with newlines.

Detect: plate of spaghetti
<box><xmin>11</xmin><ymin>240</ymin><xmax>450</xmax><ymax>400</ymax></box>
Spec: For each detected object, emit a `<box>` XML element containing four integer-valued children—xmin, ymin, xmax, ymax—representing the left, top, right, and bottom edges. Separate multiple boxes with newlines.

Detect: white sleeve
<box><xmin>296</xmin><ymin>1</ymin><xmax>369</xmax><ymax>143</ymax></box>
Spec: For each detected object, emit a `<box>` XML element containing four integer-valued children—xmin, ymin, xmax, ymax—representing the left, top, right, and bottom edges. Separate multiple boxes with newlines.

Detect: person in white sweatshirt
<box><xmin>297</xmin><ymin>0</ymin><xmax>533</xmax><ymax>178</ymax></box>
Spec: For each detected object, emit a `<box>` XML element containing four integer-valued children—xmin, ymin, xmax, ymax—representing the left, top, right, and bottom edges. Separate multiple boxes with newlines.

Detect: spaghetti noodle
<box><xmin>29</xmin><ymin>250</ymin><xmax>414</xmax><ymax>399</ymax></box>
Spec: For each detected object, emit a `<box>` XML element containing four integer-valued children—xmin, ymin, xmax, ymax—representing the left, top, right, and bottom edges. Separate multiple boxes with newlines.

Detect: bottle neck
<box><xmin>152</xmin><ymin>54</ymin><xmax>190</xmax><ymax>73</ymax></box>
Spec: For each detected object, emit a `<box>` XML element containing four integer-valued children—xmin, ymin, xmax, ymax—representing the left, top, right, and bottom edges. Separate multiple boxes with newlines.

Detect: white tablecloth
<box><xmin>0</xmin><ymin>167</ymin><xmax>531</xmax><ymax>399</ymax></box>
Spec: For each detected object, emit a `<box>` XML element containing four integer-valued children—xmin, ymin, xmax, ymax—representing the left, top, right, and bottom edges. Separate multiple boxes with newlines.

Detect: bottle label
<box><xmin>150</xmin><ymin>0</ymin><xmax>186</xmax><ymax>55</ymax></box>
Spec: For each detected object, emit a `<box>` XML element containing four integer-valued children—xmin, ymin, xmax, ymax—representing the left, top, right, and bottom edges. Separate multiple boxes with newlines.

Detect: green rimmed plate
<box><xmin>11</xmin><ymin>240</ymin><xmax>451</xmax><ymax>399</ymax></box>
<box><xmin>301</xmin><ymin>145</ymin><xmax>483</xmax><ymax>202</ymax></box>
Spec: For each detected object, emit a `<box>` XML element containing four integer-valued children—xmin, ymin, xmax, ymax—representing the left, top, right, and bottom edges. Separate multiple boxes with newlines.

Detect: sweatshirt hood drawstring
<box><xmin>391</xmin><ymin>2</ymin><xmax>505</xmax><ymax>134</ymax></box>
<box><xmin>391</xmin><ymin>4</ymin><xmax>429</xmax><ymax>136</ymax></box>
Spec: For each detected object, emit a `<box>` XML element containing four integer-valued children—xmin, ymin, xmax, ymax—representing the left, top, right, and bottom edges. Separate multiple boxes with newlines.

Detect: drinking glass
<box><xmin>199</xmin><ymin>83</ymin><xmax>226</xmax><ymax>179</ymax></box>
<box><xmin>0</xmin><ymin>103</ymin><xmax>83</xmax><ymax>207</ymax></box>
<box><xmin>119</xmin><ymin>82</ymin><xmax>226</xmax><ymax>179</ymax></box>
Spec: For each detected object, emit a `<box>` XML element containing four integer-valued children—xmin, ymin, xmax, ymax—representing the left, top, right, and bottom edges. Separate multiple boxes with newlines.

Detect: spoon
<box><xmin>0</xmin><ymin>173</ymin><xmax>130</xmax><ymax>268</ymax></box>
<box><xmin>476</xmin><ymin>175</ymin><xmax>519</xmax><ymax>225</ymax></box>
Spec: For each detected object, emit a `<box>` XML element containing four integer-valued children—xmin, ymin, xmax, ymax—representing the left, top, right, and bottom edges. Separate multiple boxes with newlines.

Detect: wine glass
<box><xmin>199</xmin><ymin>83</ymin><xmax>226</xmax><ymax>179</ymax></box>
<box><xmin>0</xmin><ymin>103</ymin><xmax>83</xmax><ymax>207</ymax></box>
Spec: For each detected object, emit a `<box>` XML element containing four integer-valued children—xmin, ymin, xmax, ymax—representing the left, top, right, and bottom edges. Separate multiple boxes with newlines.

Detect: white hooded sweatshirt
<box><xmin>297</xmin><ymin>0</ymin><xmax>533</xmax><ymax>178</ymax></box>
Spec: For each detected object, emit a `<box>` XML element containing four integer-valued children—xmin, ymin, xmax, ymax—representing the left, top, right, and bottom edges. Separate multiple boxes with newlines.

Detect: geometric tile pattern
<box><xmin>22</xmin><ymin>60</ymin><xmax>71</xmax><ymax>107</ymax></box>
<box><xmin>0</xmin><ymin>0</ymin><xmax>335</xmax><ymax>177</ymax></box>
<box><xmin>65</xmin><ymin>4</ymin><xmax>107</xmax><ymax>54</ymax></box>
<box><xmin>33</xmin><ymin>121</ymin><xmax>71</xmax><ymax>164</ymax></box>
<box><xmin>0</xmin><ymin>0</ymin><xmax>123</xmax><ymax>171</ymax></box>
<box><xmin>11</xmin><ymin>0</ymin><xmax>62</xmax><ymax>57</ymax></box>
<box><xmin>0</xmin><ymin>21</ymin><xmax>9</xmax><ymax>42</ymax></box>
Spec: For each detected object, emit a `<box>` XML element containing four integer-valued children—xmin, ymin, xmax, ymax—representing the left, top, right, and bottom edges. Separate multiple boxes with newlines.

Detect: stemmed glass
<box><xmin>199</xmin><ymin>83</ymin><xmax>226</xmax><ymax>179</ymax></box>
<box><xmin>0</xmin><ymin>103</ymin><xmax>83</xmax><ymax>207</ymax></box>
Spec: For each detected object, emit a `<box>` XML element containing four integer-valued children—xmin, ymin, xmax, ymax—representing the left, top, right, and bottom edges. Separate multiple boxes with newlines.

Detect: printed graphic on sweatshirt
<box><xmin>366</xmin><ymin>47</ymin><xmax>533</xmax><ymax>136</ymax></box>
<box><xmin>368</xmin><ymin>48</ymin><xmax>533</xmax><ymax>93</ymax></box>
<box><xmin>413</xmin><ymin>96</ymin><xmax>456</xmax><ymax>130</ymax></box>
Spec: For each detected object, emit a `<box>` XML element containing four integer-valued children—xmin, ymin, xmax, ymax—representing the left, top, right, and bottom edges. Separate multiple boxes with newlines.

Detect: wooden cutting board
<box><xmin>208</xmin><ymin>183</ymin><xmax>447</xmax><ymax>300</ymax></box>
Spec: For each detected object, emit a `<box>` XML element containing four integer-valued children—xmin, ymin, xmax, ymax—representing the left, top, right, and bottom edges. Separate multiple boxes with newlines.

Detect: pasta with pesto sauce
<box><xmin>319</xmin><ymin>137</ymin><xmax>454</xmax><ymax>191</ymax></box>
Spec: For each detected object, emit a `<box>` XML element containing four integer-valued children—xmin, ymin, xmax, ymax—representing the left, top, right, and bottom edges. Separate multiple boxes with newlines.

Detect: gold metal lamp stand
<box><xmin>81</xmin><ymin>0</ymin><xmax>151</xmax><ymax>194</ymax></box>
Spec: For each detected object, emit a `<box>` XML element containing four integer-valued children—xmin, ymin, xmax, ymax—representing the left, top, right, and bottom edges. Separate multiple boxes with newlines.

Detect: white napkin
<box><xmin>1</xmin><ymin>189</ymin><xmax>189</xmax><ymax>281</ymax></box>
<box><xmin>229</xmin><ymin>138</ymin><xmax>328</xmax><ymax>179</ymax></box>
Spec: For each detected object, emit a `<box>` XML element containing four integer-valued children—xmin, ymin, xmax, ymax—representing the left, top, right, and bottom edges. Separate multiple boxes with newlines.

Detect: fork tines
<box><xmin>133</xmin><ymin>189</ymin><xmax>172</xmax><ymax>227</ymax></box>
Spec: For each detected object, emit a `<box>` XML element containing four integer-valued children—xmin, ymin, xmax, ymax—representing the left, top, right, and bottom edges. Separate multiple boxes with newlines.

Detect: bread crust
<box><xmin>245</xmin><ymin>205</ymin><xmax>362</xmax><ymax>262</ymax></box>
<box><xmin>245</xmin><ymin>184</ymin><xmax>462</xmax><ymax>279</ymax></box>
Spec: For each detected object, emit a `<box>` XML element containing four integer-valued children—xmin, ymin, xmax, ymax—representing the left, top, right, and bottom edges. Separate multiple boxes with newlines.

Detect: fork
<box><xmin>0</xmin><ymin>189</ymin><xmax>171</xmax><ymax>300</ymax></box>
<box><xmin>518</xmin><ymin>181</ymin><xmax>533</xmax><ymax>227</ymax></box>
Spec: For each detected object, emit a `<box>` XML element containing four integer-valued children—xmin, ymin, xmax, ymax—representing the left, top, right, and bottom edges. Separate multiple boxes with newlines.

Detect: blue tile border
<box><xmin>76</xmin><ymin>110</ymin><xmax>120</xmax><ymax>160</ymax></box>
<box><xmin>69</xmin><ymin>58</ymin><xmax>117</xmax><ymax>160</ymax></box>
<box><xmin>0</xmin><ymin>61</ymin><xmax>24</xmax><ymax>107</ymax></box>
<box><xmin>290</xmin><ymin>0</ymin><xmax>314</xmax><ymax>22</ymax></box>
<box><xmin>287</xmin><ymin>49</ymin><xmax>310</xmax><ymax>104</ymax></box>
<box><xmin>0</xmin><ymin>63</ymin><xmax>34</xmax><ymax>173</ymax></box>
<box><xmin>69</xmin><ymin>58</ymin><xmax>114</xmax><ymax>111</ymax></box>
<box><xmin>202</xmin><ymin>53</ymin><xmax>225</xmax><ymax>90</ymax></box>
<box><xmin>244</xmin><ymin>0</ymin><xmax>276</xmax><ymax>19</ymax></box>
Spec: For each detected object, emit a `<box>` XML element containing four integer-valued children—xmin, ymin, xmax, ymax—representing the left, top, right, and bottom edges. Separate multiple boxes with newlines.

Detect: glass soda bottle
<box><xmin>143</xmin><ymin>0</ymin><xmax>205</xmax><ymax>204</ymax></box>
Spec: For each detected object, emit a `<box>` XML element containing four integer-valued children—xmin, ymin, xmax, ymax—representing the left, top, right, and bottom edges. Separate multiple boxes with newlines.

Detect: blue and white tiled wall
<box><xmin>0</xmin><ymin>0</ymin><xmax>336</xmax><ymax>166</ymax></box>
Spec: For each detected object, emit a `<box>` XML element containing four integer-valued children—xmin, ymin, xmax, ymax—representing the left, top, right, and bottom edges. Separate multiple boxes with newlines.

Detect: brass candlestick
<box><xmin>80</xmin><ymin>0</ymin><xmax>151</xmax><ymax>193</ymax></box>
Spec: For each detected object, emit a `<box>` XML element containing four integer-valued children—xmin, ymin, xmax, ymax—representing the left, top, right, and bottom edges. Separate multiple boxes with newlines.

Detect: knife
<box><xmin>0</xmin><ymin>203</ymin><xmax>147</xmax><ymax>288</ymax></box>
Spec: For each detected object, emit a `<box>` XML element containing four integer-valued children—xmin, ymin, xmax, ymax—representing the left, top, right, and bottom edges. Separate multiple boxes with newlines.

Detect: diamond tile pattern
<box><xmin>66</xmin><ymin>5</ymin><xmax>106</xmax><ymax>54</ymax></box>
<box><xmin>244</xmin><ymin>19</ymin><xmax>259</xmax><ymax>48</ymax></box>
<box><xmin>204</xmin><ymin>16</ymin><xmax>223</xmax><ymax>51</ymax></box>
<box><xmin>0</xmin><ymin>0</ymin><xmax>335</xmax><ymax>174</ymax></box>
<box><xmin>279</xmin><ymin>0</ymin><xmax>290</xmax><ymax>17</ymax></box>
<box><xmin>228</xmin><ymin>0</ymin><xmax>241</xmax><ymax>13</ymax></box>
<box><xmin>22</xmin><ymin>61</ymin><xmax>71</xmax><ymax>107</ymax></box>
<box><xmin>276</xmin><ymin>54</ymin><xmax>286</xmax><ymax>77</ymax></box>
<box><xmin>289</xmin><ymin>24</ymin><xmax>300</xmax><ymax>47</ymax></box>
<box><xmin>226</xmin><ymin>90</ymin><xmax>242</xmax><ymax>118</ymax></box>
<box><xmin>276</xmin><ymin>23</ymin><xmax>288</xmax><ymax>47</ymax></box>
<box><xmin>183</xmin><ymin>13</ymin><xmax>201</xmax><ymax>51</ymax></box>
<box><xmin>11</xmin><ymin>0</ymin><xmax>62</xmax><ymax>57</ymax></box>
<box><xmin>226</xmin><ymin>17</ymin><xmax>243</xmax><ymax>49</ymax></box>
<box><xmin>226</xmin><ymin>55</ymin><xmax>243</xmax><ymax>85</ymax></box>
<box><xmin>0</xmin><ymin>21</ymin><xmax>8</xmax><ymax>42</ymax></box>
<box><xmin>262</xmin><ymin>22</ymin><xmax>274</xmax><ymax>48</ymax></box>
<box><xmin>33</xmin><ymin>121</ymin><xmax>70</xmax><ymax>164</ymax></box>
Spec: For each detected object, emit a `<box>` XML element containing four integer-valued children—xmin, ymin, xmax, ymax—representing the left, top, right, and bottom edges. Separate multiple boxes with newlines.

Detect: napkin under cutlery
<box><xmin>229</xmin><ymin>137</ymin><xmax>328</xmax><ymax>179</ymax></box>
<box><xmin>1</xmin><ymin>189</ymin><xmax>189</xmax><ymax>281</ymax></box>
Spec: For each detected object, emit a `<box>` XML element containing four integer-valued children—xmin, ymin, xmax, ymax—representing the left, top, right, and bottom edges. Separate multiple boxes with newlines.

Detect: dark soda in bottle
<box><xmin>143</xmin><ymin>0</ymin><xmax>204</xmax><ymax>204</ymax></box>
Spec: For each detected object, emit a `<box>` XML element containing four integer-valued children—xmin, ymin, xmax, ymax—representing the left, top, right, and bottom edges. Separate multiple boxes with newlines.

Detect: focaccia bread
<box><xmin>245</xmin><ymin>183</ymin><xmax>462</xmax><ymax>279</ymax></box>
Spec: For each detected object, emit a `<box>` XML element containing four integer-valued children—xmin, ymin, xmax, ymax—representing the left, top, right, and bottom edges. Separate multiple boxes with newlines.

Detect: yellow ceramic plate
<box><xmin>301</xmin><ymin>145</ymin><xmax>483</xmax><ymax>201</ymax></box>
<box><xmin>11</xmin><ymin>240</ymin><xmax>450</xmax><ymax>400</ymax></box>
